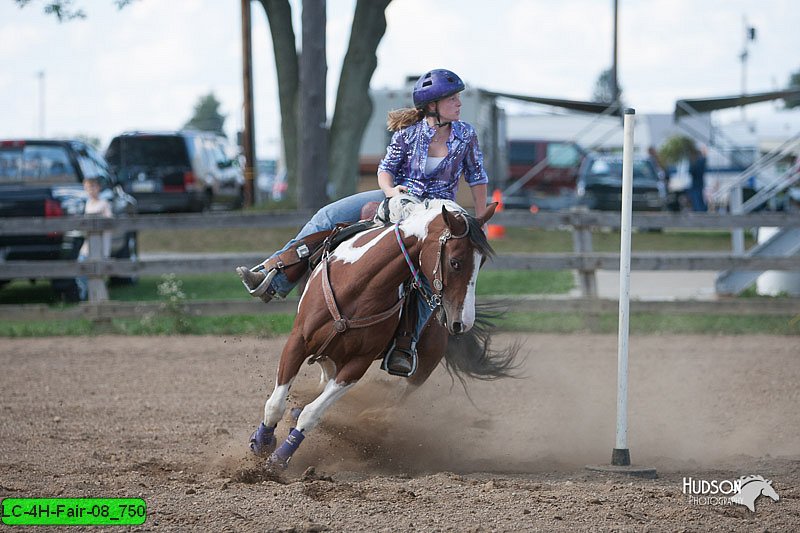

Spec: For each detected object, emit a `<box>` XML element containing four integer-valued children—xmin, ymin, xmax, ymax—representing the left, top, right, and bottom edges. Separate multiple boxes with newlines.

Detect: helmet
<box><xmin>413</xmin><ymin>69</ymin><xmax>465</xmax><ymax>109</ymax></box>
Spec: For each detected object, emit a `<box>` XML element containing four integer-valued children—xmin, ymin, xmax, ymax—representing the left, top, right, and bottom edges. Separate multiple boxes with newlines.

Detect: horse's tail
<box><xmin>442</xmin><ymin>301</ymin><xmax>521</xmax><ymax>390</ymax></box>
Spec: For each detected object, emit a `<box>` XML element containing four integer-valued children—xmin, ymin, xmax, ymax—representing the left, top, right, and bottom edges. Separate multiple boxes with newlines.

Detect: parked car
<box><xmin>0</xmin><ymin>139</ymin><xmax>138</xmax><ymax>301</ymax></box>
<box><xmin>503</xmin><ymin>140</ymin><xmax>586</xmax><ymax>210</ymax></box>
<box><xmin>576</xmin><ymin>154</ymin><xmax>667</xmax><ymax>211</ymax></box>
<box><xmin>105</xmin><ymin>130</ymin><xmax>245</xmax><ymax>213</ymax></box>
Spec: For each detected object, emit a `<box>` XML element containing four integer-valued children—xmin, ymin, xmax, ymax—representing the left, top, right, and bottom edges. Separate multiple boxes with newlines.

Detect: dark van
<box><xmin>106</xmin><ymin>131</ymin><xmax>244</xmax><ymax>213</ymax></box>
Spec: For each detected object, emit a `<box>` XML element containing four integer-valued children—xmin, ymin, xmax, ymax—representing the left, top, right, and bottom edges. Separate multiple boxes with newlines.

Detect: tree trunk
<box><xmin>258</xmin><ymin>0</ymin><xmax>299</xmax><ymax>202</ymax></box>
<box><xmin>298</xmin><ymin>0</ymin><xmax>328</xmax><ymax>209</ymax></box>
<box><xmin>328</xmin><ymin>0</ymin><xmax>391</xmax><ymax>198</ymax></box>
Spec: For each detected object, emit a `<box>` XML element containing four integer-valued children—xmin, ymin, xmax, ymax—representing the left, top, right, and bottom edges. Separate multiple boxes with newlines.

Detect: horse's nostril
<box><xmin>452</xmin><ymin>322</ymin><xmax>462</xmax><ymax>334</ymax></box>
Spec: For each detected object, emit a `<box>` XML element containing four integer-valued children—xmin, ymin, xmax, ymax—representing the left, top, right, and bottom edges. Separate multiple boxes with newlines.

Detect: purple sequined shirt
<box><xmin>377</xmin><ymin>120</ymin><xmax>488</xmax><ymax>200</ymax></box>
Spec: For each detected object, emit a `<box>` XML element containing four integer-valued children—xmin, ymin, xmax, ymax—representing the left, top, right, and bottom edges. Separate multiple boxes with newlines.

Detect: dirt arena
<box><xmin>1</xmin><ymin>333</ymin><xmax>798</xmax><ymax>532</ymax></box>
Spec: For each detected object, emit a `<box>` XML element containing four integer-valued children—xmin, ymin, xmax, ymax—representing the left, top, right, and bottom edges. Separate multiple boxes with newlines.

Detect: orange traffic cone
<box><xmin>487</xmin><ymin>189</ymin><xmax>506</xmax><ymax>240</ymax></box>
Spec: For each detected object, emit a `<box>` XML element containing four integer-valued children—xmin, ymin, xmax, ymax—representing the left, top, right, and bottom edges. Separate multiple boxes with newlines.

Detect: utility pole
<box><xmin>241</xmin><ymin>0</ymin><xmax>256</xmax><ymax>207</ymax></box>
<box><xmin>611</xmin><ymin>0</ymin><xmax>620</xmax><ymax>104</ymax></box>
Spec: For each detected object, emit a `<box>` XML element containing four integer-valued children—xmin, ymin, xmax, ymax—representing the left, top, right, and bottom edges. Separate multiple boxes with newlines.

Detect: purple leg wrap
<box><xmin>290</xmin><ymin>407</ymin><xmax>303</xmax><ymax>421</ymax></box>
<box><xmin>249</xmin><ymin>423</ymin><xmax>277</xmax><ymax>456</ymax></box>
<box><xmin>267</xmin><ymin>428</ymin><xmax>305</xmax><ymax>468</ymax></box>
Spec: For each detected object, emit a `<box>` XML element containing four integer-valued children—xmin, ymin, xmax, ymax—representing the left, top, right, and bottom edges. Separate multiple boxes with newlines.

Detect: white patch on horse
<box><xmin>295</xmin><ymin>379</ymin><xmax>354</xmax><ymax>433</ymax></box>
<box><xmin>460</xmin><ymin>251</ymin><xmax>482</xmax><ymax>330</ymax></box>
<box><xmin>330</xmin><ymin>226</ymin><xmax>395</xmax><ymax>264</ymax></box>
<box><xmin>399</xmin><ymin>200</ymin><xmax>466</xmax><ymax>239</ymax></box>
<box><xmin>317</xmin><ymin>357</ymin><xmax>336</xmax><ymax>385</ymax></box>
<box><xmin>263</xmin><ymin>379</ymin><xmax>294</xmax><ymax>428</ymax></box>
<box><xmin>298</xmin><ymin>262</ymin><xmax>324</xmax><ymax>311</ymax></box>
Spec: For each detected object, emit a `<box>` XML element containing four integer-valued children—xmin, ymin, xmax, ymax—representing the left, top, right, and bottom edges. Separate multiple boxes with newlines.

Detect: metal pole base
<box><xmin>586</xmin><ymin>448</ymin><xmax>657</xmax><ymax>479</ymax></box>
<box><xmin>611</xmin><ymin>448</ymin><xmax>630</xmax><ymax>466</ymax></box>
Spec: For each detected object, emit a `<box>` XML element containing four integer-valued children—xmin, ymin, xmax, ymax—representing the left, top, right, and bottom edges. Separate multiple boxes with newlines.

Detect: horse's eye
<box><xmin>450</xmin><ymin>259</ymin><xmax>461</xmax><ymax>271</ymax></box>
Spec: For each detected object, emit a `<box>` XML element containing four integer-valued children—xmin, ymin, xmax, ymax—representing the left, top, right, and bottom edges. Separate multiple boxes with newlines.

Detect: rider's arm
<box><xmin>378</xmin><ymin>171</ymin><xmax>408</xmax><ymax>198</ymax></box>
<box><xmin>470</xmin><ymin>183</ymin><xmax>488</xmax><ymax>219</ymax></box>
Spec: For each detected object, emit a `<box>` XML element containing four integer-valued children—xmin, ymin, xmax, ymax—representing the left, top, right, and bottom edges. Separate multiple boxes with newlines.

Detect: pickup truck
<box><xmin>0</xmin><ymin>139</ymin><xmax>138</xmax><ymax>301</ymax></box>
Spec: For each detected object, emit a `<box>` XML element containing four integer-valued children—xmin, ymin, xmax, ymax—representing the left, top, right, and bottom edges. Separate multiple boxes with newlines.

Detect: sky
<box><xmin>2</xmin><ymin>0</ymin><xmax>800</xmax><ymax>157</ymax></box>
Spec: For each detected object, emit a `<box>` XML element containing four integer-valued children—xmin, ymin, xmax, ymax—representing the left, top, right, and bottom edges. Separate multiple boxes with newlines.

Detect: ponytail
<box><xmin>387</xmin><ymin>107</ymin><xmax>424</xmax><ymax>132</ymax></box>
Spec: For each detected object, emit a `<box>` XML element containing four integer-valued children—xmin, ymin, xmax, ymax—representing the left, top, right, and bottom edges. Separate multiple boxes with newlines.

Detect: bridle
<box><xmin>394</xmin><ymin>212</ymin><xmax>470</xmax><ymax>310</ymax></box>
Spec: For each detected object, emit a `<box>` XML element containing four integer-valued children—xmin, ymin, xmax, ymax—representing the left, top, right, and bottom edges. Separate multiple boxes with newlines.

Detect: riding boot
<box><xmin>236</xmin><ymin>266</ymin><xmax>277</xmax><ymax>303</ymax></box>
<box><xmin>384</xmin><ymin>336</ymin><xmax>416</xmax><ymax>376</ymax></box>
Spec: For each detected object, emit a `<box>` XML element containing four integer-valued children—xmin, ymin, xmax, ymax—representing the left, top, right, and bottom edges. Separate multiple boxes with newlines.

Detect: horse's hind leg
<box><xmin>250</xmin><ymin>333</ymin><xmax>306</xmax><ymax>456</ymax></box>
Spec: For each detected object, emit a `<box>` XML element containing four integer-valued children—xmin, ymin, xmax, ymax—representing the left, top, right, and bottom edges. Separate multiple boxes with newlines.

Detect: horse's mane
<box><xmin>392</xmin><ymin>197</ymin><xmax>495</xmax><ymax>259</ymax></box>
<box><xmin>739</xmin><ymin>475</ymin><xmax>768</xmax><ymax>485</ymax></box>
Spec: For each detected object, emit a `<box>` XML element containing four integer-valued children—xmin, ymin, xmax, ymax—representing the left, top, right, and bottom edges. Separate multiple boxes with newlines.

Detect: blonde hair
<box><xmin>387</xmin><ymin>107</ymin><xmax>424</xmax><ymax>132</ymax></box>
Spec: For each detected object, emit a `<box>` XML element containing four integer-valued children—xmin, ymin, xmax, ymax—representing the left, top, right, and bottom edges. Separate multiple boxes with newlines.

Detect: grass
<box><xmin>1</xmin><ymin>311</ymin><xmax>797</xmax><ymax>338</ymax></box>
<box><xmin>0</xmin><ymin>270</ymin><xmax>574</xmax><ymax>305</ymax></box>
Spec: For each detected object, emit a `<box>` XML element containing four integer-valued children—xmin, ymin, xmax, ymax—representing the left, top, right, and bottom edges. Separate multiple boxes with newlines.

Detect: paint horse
<box><xmin>249</xmin><ymin>199</ymin><xmax>516</xmax><ymax>467</ymax></box>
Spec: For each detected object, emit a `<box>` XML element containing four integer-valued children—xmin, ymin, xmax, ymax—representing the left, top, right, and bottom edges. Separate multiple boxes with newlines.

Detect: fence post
<box><xmin>572</xmin><ymin>220</ymin><xmax>597</xmax><ymax>298</ymax></box>
<box><xmin>86</xmin><ymin>229</ymin><xmax>109</xmax><ymax>302</ymax></box>
<box><xmin>730</xmin><ymin>185</ymin><xmax>745</xmax><ymax>255</ymax></box>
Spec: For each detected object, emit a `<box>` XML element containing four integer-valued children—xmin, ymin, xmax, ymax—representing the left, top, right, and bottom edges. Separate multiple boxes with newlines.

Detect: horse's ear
<box><xmin>478</xmin><ymin>202</ymin><xmax>498</xmax><ymax>226</ymax></box>
<box><xmin>441</xmin><ymin>206</ymin><xmax>463</xmax><ymax>233</ymax></box>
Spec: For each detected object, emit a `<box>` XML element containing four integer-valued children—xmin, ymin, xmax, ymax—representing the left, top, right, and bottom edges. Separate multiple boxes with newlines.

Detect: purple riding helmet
<box><xmin>413</xmin><ymin>69</ymin><xmax>465</xmax><ymax>109</ymax></box>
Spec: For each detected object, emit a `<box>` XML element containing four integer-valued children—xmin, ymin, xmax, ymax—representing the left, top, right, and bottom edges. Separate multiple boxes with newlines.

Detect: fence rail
<box><xmin>1</xmin><ymin>210</ymin><xmax>799</xmax><ymax>304</ymax></box>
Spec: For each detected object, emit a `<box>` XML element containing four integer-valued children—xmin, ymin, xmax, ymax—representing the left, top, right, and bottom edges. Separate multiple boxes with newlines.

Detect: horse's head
<box><xmin>419</xmin><ymin>202</ymin><xmax>497</xmax><ymax>335</ymax></box>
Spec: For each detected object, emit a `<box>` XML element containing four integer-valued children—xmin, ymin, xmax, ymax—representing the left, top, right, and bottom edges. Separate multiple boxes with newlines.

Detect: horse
<box><xmin>729</xmin><ymin>475</ymin><xmax>780</xmax><ymax>512</ymax></box>
<box><xmin>248</xmin><ymin>199</ymin><xmax>518</xmax><ymax>468</ymax></box>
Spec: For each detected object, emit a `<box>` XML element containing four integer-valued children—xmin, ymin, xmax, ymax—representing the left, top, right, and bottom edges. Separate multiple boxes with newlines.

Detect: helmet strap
<box><xmin>426</xmin><ymin>102</ymin><xmax>451</xmax><ymax>128</ymax></box>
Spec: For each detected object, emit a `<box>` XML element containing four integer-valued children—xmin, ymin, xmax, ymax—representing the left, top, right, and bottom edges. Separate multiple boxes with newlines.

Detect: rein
<box><xmin>393</xmin><ymin>212</ymin><xmax>469</xmax><ymax>311</ymax></box>
<box><xmin>309</xmin><ymin>210</ymin><xmax>471</xmax><ymax>363</ymax></box>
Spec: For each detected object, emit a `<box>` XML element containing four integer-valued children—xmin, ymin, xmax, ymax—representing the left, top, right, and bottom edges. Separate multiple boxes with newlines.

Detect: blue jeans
<box><xmin>688</xmin><ymin>186</ymin><xmax>707</xmax><ymax>212</ymax></box>
<box><xmin>268</xmin><ymin>190</ymin><xmax>386</xmax><ymax>296</ymax></box>
<box><xmin>412</xmin><ymin>276</ymin><xmax>435</xmax><ymax>343</ymax></box>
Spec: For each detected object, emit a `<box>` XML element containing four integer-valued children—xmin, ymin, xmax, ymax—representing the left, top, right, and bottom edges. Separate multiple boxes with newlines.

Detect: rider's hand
<box><xmin>383</xmin><ymin>185</ymin><xmax>409</xmax><ymax>198</ymax></box>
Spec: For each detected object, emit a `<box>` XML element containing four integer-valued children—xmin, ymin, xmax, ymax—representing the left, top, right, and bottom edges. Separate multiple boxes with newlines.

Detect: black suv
<box><xmin>0</xmin><ymin>139</ymin><xmax>138</xmax><ymax>301</ymax></box>
<box><xmin>105</xmin><ymin>131</ymin><xmax>245</xmax><ymax>213</ymax></box>
<box><xmin>576</xmin><ymin>154</ymin><xmax>667</xmax><ymax>211</ymax></box>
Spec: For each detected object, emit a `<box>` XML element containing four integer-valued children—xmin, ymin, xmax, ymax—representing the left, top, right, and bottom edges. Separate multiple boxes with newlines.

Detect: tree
<box><xmin>591</xmin><ymin>67</ymin><xmax>622</xmax><ymax>104</ymax></box>
<box><xmin>786</xmin><ymin>67</ymin><xmax>800</xmax><ymax>109</ymax></box>
<box><xmin>14</xmin><ymin>0</ymin><xmax>133</xmax><ymax>21</ymax></box>
<box><xmin>183</xmin><ymin>93</ymin><xmax>227</xmax><ymax>137</ymax></box>
<box><xmin>20</xmin><ymin>0</ymin><xmax>393</xmax><ymax>203</ymax></box>
<box><xmin>658</xmin><ymin>135</ymin><xmax>696</xmax><ymax>166</ymax></box>
<box><xmin>259</xmin><ymin>0</ymin><xmax>391</xmax><ymax>203</ymax></box>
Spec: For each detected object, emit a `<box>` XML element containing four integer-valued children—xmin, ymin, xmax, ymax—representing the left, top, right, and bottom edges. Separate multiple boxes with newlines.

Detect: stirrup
<box><xmin>239</xmin><ymin>266</ymin><xmax>277</xmax><ymax>297</ymax></box>
<box><xmin>381</xmin><ymin>340</ymin><xmax>418</xmax><ymax>378</ymax></box>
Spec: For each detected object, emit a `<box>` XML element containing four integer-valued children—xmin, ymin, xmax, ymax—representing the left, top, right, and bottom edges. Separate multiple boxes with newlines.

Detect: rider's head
<box><xmin>387</xmin><ymin>69</ymin><xmax>465</xmax><ymax>131</ymax></box>
<box><xmin>413</xmin><ymin>69</ymin><xmax>465</xmax><ymax>127</ymax></box>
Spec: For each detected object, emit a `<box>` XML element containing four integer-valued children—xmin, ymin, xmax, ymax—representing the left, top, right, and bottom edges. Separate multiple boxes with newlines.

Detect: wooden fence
<box><xmin>1</xmin><ymin>210</ymin><xmax>799</xmax><ymax>318</ymax></box>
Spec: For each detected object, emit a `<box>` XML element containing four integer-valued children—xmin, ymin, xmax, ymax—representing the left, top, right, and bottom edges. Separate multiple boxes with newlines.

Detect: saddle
<box><xmin>255</xmin><ymin>201</ymin><xmax>384</xmax><ymax>284</ymax></box>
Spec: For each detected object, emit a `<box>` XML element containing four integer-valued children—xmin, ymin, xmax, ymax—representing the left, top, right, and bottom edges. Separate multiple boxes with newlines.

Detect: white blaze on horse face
<box><xmin>330</xmin><ymin>226</ymin><xmax>395</xmax><ymax>264</ymax></box>
<box><xmin>295</xmin><ymin>379</ymin><xmax>354</xmax><ymax>433</ymax></box>
<box><xmin>460</xmin><ymin>251</ymin><xmax>482</xmax><ymax>330</ymax></box>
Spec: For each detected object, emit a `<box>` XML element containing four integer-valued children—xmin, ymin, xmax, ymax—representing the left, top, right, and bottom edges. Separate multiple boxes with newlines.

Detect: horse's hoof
<box><xmin>265</xmin><ymin>452</ymin><xmax>290</xmax><ymax>470</ymax></box>
<box><xmin>249</xmin><ymin>423</ymin><xmax>277</xmax><ymax>457</ymax></box>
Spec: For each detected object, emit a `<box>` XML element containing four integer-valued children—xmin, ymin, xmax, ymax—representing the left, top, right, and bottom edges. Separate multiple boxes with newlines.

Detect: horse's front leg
<box><xmin>250</xmin><ymin>333</ymin><xmax>306</xmax><ymax>456</ymax></box>
<box><xmin>267</xmin><ymin>355</ymin><xmax>371</xmax><ymax>468</ymax></box>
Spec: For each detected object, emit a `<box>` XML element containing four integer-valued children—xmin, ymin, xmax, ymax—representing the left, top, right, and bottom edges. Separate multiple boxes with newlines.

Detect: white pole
<box><xmin>613</xmin><ymin>108</ymin><xmax>635</xmax><ymax>466</ymax></box>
